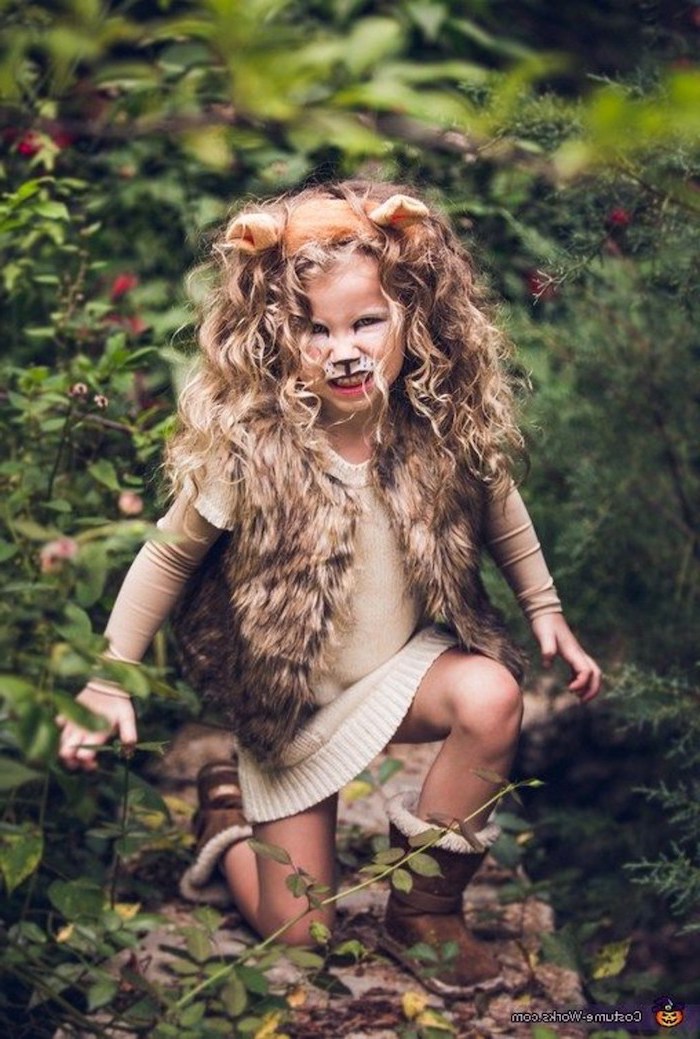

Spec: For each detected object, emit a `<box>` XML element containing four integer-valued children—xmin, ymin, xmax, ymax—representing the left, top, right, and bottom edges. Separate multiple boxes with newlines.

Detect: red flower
<box><xmin>16</xmin><ymin>131</ymin><xmax>42</xmax><ymax>157</ymax></box>
<box><xmin>110</xmin><ymin>273</ymin><xmax>138</xmax><ymax>301</ymax></box>
<box><xmin>51</xmin><ymin>130</ymin><xmax>75</xmax><ymax>149</ymax></box>
<box><xmin>103</xmin><ymin>312</ymin><xmax>150</xmax><ymax>336</ymax></box>
<box><xmin>525</xmin><ymin>269</ymin><xmax>557</xmax><ymax>301</ymax></box>
<box><xmin>607</xmin><ymin>208</ymin><xmax>632</xmax><ymax>228</ymax></box>
<box><xmin>125</xmin><ymin>315</ymin><xmax>149</xmax><ymax>336</ymax></box>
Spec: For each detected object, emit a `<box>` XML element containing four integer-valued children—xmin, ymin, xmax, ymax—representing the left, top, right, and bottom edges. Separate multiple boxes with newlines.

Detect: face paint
<box><xmin>323</xmin><ymin>354</ymin><xmax>376</xmax><ymax>381</ymax></box>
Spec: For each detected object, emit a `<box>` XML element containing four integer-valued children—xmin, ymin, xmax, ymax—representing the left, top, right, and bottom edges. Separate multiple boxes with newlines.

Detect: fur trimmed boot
<box><xmin>179</xmin><ymin>760</ymin><xmax>252</xmax><ymax>907</ymax></box>
<box><xmin>380</xmin><ymin>791</ymin><xmax>503</xmax><ymax>998</ymax></box>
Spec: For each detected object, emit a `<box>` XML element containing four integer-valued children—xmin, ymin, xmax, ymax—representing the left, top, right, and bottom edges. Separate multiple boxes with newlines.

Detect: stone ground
<box><xmin>57</xmin><ymin>692</ymin><xmax>592</xmax><ymax>1039</ymax></box>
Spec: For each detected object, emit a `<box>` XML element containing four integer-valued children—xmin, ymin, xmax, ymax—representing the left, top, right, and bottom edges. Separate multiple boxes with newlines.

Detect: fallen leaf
<box><xmin>402</xmin><ymin>989</ymin><xmax>429</xmax><ymax>1019</ymax></box>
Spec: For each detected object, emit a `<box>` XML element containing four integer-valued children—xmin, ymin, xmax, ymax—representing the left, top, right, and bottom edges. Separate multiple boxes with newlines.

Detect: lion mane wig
<box><xmin>163</xmin><ymin>179</ymin><xmax>525</xmax><ymax>502</ymax></box>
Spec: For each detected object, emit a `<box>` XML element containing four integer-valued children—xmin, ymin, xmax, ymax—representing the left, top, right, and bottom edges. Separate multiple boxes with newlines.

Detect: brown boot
<box><xmin>380</xmin><ymin>791</ymin><xmax>503</xmax><ymax>998</ymax></box>
<box><xmin>179</xmin><ymin>760</ymin><xmax>252</xmax><ymax>907</ymax></box>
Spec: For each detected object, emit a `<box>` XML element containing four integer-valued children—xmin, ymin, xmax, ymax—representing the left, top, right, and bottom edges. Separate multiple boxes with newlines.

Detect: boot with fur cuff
<box><xmin>380</xmin><ymin>790</ymin><xmax>503</xmax><ymax>998</ymax></box>
<box><xmin>179</xmin><ymin>760</ymin><xmax>252</xmax><ymax>908</ymax></box>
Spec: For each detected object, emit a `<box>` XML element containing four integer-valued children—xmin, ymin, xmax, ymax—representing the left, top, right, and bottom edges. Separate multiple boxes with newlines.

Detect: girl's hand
<box><xmin>57</xmin><ymin>684</ymin><xmax>137</xmax><ymax>771</ymax></box>
<box><xmin>530</xmin><ymin>613</ymin><xmax>602</xmax><ymax>702</ymax></box>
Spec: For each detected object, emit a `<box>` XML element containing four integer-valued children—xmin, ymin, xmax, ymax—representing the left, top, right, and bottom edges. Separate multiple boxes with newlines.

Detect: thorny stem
<box><xmin>174</xmin><ymin>777</ymin><xmax>538</xmax><ymax>1011</ymax></box>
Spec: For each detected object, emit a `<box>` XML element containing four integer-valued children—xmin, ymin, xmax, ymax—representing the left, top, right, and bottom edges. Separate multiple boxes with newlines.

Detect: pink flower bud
<box><xmin>118</xmin><ymin>491</ymin><xmax>143</xmax><ymax>516</ymax></box>
<box><xmin>110</xmin><ymin>273</ymin><xmax>138</xmax><ymax>302</ymax></box>
<box><xmin>93</xmin><ymin>394</ymin><xmax>109</xmax><ymax>410</ymax></box>
<box><xmin>68</xmin><ymin>382</ymin><xmax>89</xmax><ymax>399</ymax></box>
<box><xmin>126</xmin><ymin>315</ymin><xmax>149</xmax><ymax>336</ymax></box>
<box><xmin>39</xmin><ymin>537</ymin><xmax>78</xmax><ymax>574</ymax></box>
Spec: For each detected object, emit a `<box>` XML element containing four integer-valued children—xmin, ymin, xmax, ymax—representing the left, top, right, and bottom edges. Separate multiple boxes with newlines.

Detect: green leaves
<box><xmin>0</xmin><ymin>825</ymin><xmax>43</xmax><ymax>893</ymax></box>
<box><xmin>407</xmin><ymin>852</ymin><xmax>442</xmax><ymax>878</ymax></box>
<box><xmin>248</xmin><ymin>839</ymin><xmax>293</xmax><ymax>865</ymax></box>
<box><xmin>390</xmin><ymin>867</ymin><xmax>413</xmax><ymax>893</ymax></box>
<box><xmin>0</xmin><ymin>756</ymin><xmax>43</xmax><ymax>791</ymax></box>
<box><xmin>48</xmin><ymin>877</ymin><xmax>105</xmax><ymax>919</ymax></box>
<box><xmin>88</xmin><ymin>459</ymin><xmax>121</xmax><ymax>492</ymax></box>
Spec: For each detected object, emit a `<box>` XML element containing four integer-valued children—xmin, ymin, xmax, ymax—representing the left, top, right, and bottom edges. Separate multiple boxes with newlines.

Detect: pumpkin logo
<box><xmin>652</xmin><ymin>997</ymin><xmax>685</xmax><ymax>1028</ymax></box>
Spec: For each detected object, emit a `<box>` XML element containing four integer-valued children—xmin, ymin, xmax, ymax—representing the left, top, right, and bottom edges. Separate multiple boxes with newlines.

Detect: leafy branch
<box><xmin>173</xmin><ymin>774</ymin><xmax>543</xmax><ymax>1013</ymax></box>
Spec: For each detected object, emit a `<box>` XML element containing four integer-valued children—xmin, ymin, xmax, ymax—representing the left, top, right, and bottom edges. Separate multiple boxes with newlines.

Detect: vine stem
<box><xmin>46</xmin><ymin>402</ymin><xmax>74</xmax><ymax>501</ymax></box>
<box><xmin>109</xmin><ymin>762</ymin><xmax>131</xmax><ymax>909</ymax></box>
<box><xmin>174</xmin><ymin>777</ymin><xmax>537</xmax><ymax>1011</ymax></box>
<box><xmin>19</xmin><ymin>770</ymin><xmax>51</xmax><ymax>923</ymax></box>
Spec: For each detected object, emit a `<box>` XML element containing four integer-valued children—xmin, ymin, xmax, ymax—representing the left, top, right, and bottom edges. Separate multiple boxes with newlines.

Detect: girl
<box><xmin>58</xmin><ymin>181</ymin><xmax>601</xmax><ymax>998</ymax></box>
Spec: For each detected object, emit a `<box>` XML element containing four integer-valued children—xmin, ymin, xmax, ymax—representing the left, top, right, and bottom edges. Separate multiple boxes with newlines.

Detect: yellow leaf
<box><xmin>56</xmin><ymin>923</ymin><xmax>74</xmax><ymax>943</ymax></box>
<box><xmin>286</xmin><ymin>985</ymin><xmax>307</xmax><ymax>1008</ymax></box>
<box><xmin>113</xmin><ymin>902</ymin><xmax>141</xmax><ymax>921</ymax></box>
<box><xmin>341</xmin><ymin>779</ymin><xmax>374</xmax><ymax>803</ymax></box>
<box><xmin>417</xmin><ymin>1008</ymin><xmax>456</xmax><ymax>1032</ymax></box>
<box><xmin>253</xmin><ymin>1011</ymin><xmax>289</xmax><ymax>1039</ymax></box>
<box><xmin>591</xmin><ymin>938</ymin><xmax>631</xmax><ymax>979</ymax></box>
<box><xmin>402</xmin><ymin>989</ymin><xmax>429</xmax><ymax>1019</ymax></box>
<box><xmin>516</xmin><ymin>831</ymin><xmax>534</xmax><ymax>845</ymax></box>
<box><xmin>163</xmin><ymin>794</ymin><xmax>196</xmax><ymax>819</ymax></box>
<box><xmin>181</xmin><ymin>128</ymin><xmax>231</xmax><ymax>170</ymax></box>
<box><xmin>134</xmin><ymin>809</ymin><xmax>166</xmax><ymax>830</ymax></box>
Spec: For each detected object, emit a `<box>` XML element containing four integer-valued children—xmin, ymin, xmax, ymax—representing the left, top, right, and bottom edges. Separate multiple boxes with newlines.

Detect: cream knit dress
<box><xmin>94</xmin><ymin>448</ymin><xmax>560</xmax><ymax>824</ymax></box>
<box><xmin>188</xmin><ymin>449</ymin><xmax>561</xmax><ymax>823</ymax></box>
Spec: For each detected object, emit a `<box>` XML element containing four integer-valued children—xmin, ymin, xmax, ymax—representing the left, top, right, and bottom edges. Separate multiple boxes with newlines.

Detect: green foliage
<box><xmin>612</xmin><ymin>666</ymin><xmax>700</xmax><ymax>934</ymax></box>
<box><xmin>1</xmin><ymin>0</ymin><xmax>698</xmax><ymax>1031</ymax></box>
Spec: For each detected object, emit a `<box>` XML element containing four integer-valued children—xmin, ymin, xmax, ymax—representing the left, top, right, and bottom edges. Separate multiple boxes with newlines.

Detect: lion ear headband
<box><xmin>224</xmin><ymin>194</ymin><xmax>430</xmax><ymax>254</ymax></box>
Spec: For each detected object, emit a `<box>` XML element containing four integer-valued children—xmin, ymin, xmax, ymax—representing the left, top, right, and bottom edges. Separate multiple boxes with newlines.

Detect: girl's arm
<box><xmin>485</xmin><ymin>485</ymin><xmax>602</xmax><ymax>701</ymax></box>
<box><xmin>57</xmin><ymin>493</ymin><xmax>223</xmax><ymax>770</ymax></box>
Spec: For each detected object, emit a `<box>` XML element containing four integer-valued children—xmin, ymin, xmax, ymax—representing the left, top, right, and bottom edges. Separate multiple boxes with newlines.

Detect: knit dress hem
<box><xmin>238</xmin><ymin>625</ymin><xmax>457</xmax><ymax>823</ymax></box>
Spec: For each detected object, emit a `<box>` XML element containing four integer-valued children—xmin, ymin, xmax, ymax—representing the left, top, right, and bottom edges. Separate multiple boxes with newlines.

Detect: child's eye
<box><xmin>310</xmin><ymin>323</ymin><xmax>327</xmax><ymax>336</ymax></box>
<box><xmin>354</xmin><ymin>316</ymin><xmax>385</xmax><ymax>330</ymax></box>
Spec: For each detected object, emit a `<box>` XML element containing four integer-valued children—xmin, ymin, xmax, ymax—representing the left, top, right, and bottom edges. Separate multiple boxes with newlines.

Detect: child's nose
<box><xmin>323</xmin><ymin>337</ymin><xmax>368</xmax><ymax>378</ymax></box>
<box><xmin>324</xmin><ymin>335</ymin><xmax>361</xmax><ymax>366</ymax></box>
<box><xmin>328</xmin><ymin>330</ymin><xmax>361</xmax><ymax>356</ymax></box>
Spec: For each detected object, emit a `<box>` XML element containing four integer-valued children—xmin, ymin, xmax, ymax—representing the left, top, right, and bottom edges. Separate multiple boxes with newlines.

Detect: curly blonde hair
<box><xmin>163</xmin><ymin>179</ymin><xmax>525</xmax><ymax>502</ymax></box>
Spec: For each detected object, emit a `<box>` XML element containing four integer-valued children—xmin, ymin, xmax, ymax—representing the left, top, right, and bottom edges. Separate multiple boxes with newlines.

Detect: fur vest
<box><xmin>171</xmin><ymin>408</ymin><xmax>525</xmax><ymax>766</ymax></box>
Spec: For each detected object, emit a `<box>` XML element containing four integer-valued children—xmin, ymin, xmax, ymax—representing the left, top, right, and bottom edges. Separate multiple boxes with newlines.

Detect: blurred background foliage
<box><xmin>1</xmin><ymin>0</ymin><xmax>699</xmax><ymax>1033</ymax></box>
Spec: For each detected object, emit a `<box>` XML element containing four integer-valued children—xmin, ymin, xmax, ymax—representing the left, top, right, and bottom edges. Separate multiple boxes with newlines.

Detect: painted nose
<box><xmin>324</xmin><ymin>354</ymin><xmax>375</xmax><ymax>379</ymax></box>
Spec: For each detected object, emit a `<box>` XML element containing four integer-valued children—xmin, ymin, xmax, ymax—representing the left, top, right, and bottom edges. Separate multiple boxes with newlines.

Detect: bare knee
<box><xmin>445</xmin><ymin>655</ymin><xmax>522</xmax><ymax>745</ymax></box>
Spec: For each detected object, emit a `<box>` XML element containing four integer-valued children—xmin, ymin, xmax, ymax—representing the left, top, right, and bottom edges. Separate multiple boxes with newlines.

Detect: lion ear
<box><xmin>368</xmin><ymin>194</ymin><xmax>430</xmax><ymax>229</ymax></box>
<box><xmin>225</xmin><ymin>213</ymin><xmax>281</xmax><ymax>252</ymax></box>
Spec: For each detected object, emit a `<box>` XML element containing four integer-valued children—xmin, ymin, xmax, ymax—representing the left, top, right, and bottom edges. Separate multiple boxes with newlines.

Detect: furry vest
<box><xmin>171</xmin><ymin>410</ymin><xmax>525</xmax><ymax>766</ymax></box>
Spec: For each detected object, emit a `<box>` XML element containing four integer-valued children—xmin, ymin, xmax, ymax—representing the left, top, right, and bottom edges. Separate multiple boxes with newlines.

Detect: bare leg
<box><xmin>392</xmin><ymin>650</ymin><xmax>523</xmax><ymax>828</ymax></box>
<box><xmin>221</xmin><ymin>794</ymin><xmax>338</xmax><ymax>945</ymax></box>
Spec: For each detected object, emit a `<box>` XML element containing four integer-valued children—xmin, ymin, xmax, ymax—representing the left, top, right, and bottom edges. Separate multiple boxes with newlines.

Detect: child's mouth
<box><xmin>327</xmin><ymin>373</ymin><xmax>374</xmax><ymax>396</ymax></box>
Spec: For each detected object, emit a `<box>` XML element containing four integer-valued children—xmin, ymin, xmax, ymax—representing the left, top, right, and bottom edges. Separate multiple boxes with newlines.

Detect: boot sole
<box><xmin>377</xmin><ymin>928</ymin><xmax>504</xmax><ymax>999</ymax></box>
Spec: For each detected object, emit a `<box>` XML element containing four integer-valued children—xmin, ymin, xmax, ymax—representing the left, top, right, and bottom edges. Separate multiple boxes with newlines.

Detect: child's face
<box><xmin>301</xmin><ymin>254</ymin><xmax>403</xmax><ymax>429</ymax></box>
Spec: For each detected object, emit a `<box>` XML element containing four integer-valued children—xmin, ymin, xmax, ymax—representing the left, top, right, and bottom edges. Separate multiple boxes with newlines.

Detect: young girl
<box><xmin>58</xmin><ymin>180</ymin><xmax>601</xmax><ymax>998</ymax></box>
